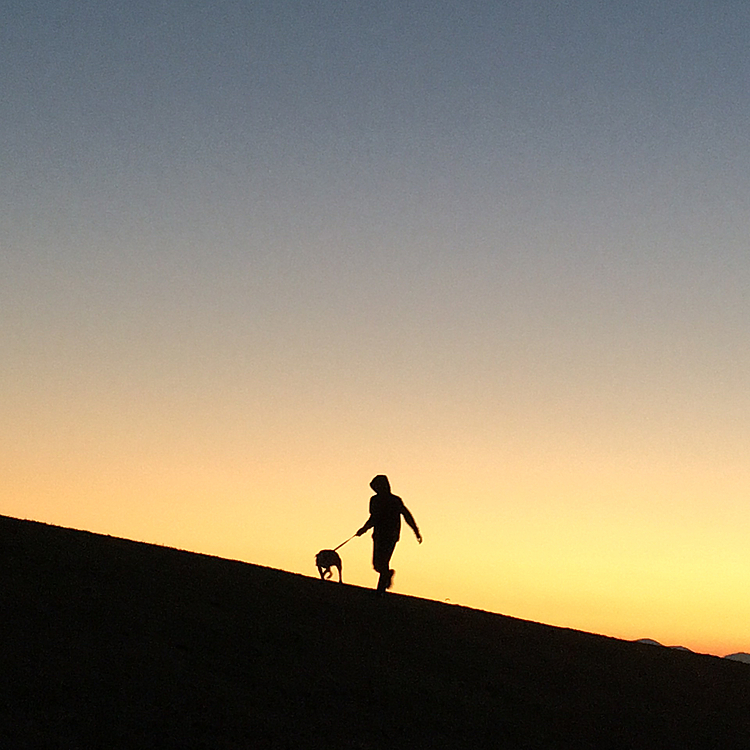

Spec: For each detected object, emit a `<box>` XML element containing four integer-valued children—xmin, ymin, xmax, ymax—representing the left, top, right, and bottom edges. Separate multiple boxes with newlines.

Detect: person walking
<box><xmin>355</xmin><ymin>475</ymin><xmax>422</xmax><ymax>594</ymax></box>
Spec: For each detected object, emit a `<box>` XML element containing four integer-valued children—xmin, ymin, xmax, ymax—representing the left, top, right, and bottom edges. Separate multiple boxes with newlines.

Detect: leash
<box><xmin>333</xmin><ymin>533</ymin><xmax>357</xmax><ymax>551</ymax></box>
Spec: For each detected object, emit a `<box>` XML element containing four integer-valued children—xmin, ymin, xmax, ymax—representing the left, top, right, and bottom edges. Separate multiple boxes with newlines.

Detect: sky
<box><xmin>3</xmin><ymin>0</ymin><xmax>750</xmax><ymax>657</ymax></box>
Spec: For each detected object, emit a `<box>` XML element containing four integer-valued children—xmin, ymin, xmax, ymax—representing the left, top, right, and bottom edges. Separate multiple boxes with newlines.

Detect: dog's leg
<box><xmin>336</xmin><ymin>564</ymin><xmax>342</xmax><ymax>583</ymax></box>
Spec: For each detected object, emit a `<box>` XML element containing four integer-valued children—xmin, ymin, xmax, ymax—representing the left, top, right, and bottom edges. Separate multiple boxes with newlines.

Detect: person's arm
<box><xmin>356</xmin><ymin>516</ymin><xmax>374</xmax><ymax>536</ymax></box>
<box><xmin>401</xmin><ymin>504</ymin><xmax>422</xmax><ymax>543</ymax></box>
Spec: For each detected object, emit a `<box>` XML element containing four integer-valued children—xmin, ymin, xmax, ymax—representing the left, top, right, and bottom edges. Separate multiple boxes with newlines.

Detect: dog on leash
<box><xmin>315</xmin><ymin>549</ymin><xmax>343</xmax><ymax>582</ymax></box>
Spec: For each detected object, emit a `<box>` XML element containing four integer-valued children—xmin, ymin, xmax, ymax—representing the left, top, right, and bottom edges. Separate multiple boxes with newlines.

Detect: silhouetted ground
<box><xmin>2</xmin><ymin>515</ymin><xmax>749</xmax><ymax>748</ymax></box>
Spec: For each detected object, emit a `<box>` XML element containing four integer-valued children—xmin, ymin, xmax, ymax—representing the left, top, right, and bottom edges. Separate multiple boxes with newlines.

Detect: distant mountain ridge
<box><xmin>635</xmin><ymin>638</ymin><xmax>750</xmax><ymax>662</ymax></box>
<box><xmin>3</xmin><ymin>514</ymin><xmax>750</xmax><ymax>748</ymax></box>
<box><xmin>725</xmin><ymin>652</ymin><xmax>750</xmax><ymax>664</ymax></box>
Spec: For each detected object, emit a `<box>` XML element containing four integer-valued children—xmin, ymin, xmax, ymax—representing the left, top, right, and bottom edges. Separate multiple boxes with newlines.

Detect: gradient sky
<box><xmin>4</xmin><ymin>1</ymin><xmax>750</xmax><ymax>656</ymax></box>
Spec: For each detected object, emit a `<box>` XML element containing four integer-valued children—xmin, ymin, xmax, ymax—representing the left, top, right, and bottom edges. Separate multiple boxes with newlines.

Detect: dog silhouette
<box><xmin>315</xmin><ymin>549</ymin><xmax>343</xmax><ymax>582</ymax></box>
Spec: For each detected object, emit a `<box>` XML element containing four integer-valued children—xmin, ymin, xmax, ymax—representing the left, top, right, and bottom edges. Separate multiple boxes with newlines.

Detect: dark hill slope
<box><xmin>2</xmin><ymin>515</ymin><xmax>749</xmax><ymax>749</ymax></box>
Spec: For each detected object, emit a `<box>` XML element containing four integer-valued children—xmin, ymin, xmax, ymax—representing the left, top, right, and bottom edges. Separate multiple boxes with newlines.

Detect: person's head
<box><xmin>370</xmin><ymin>474</ymin><xmax>391</xmax><ymax>494</ymax></box>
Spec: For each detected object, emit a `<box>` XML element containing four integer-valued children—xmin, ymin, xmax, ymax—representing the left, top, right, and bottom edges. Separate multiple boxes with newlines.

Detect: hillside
<box><xmin>2</xmin><ymin>515</ymin><xmax>749</xmax><ymax>749</ymax></box>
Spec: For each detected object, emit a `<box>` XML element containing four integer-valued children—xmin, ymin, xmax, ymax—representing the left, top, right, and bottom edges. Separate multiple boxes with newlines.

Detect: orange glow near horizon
<box><xmin>4</xmin><ymin>394</ymin><xmax>750</xmax><ymax>658</ymax></box>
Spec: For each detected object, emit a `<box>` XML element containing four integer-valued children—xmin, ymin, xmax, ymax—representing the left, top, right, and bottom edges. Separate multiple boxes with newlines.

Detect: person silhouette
<box><xmin>355</xmin><ymin>475</ymin><xmax>422</xmax><ymax>594</ymax></box>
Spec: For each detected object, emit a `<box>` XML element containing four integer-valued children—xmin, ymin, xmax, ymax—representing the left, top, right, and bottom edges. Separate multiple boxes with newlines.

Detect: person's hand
<box><xmin>416</xmin><ymin>532</ymin><xmax>423</xmax><ymax>544</ymax></box>
<box><xmin>355</xmin><ymin>527</ymin><xmax>365</xmax><ymax>537</ymax></box>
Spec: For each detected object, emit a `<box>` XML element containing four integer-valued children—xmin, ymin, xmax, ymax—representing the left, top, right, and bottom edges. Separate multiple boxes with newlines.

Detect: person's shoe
<box><xmin>386</xmin><ymin>569</ymin><xmax>395</xmax><ymax>590</ymax></box>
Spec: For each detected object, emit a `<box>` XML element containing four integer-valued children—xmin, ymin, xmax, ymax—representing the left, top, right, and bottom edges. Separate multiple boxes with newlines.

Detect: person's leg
<box><xmin>373</xmin><ymin>536</ymin><xmax>397</xmax><ymax>592</ymax></box>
